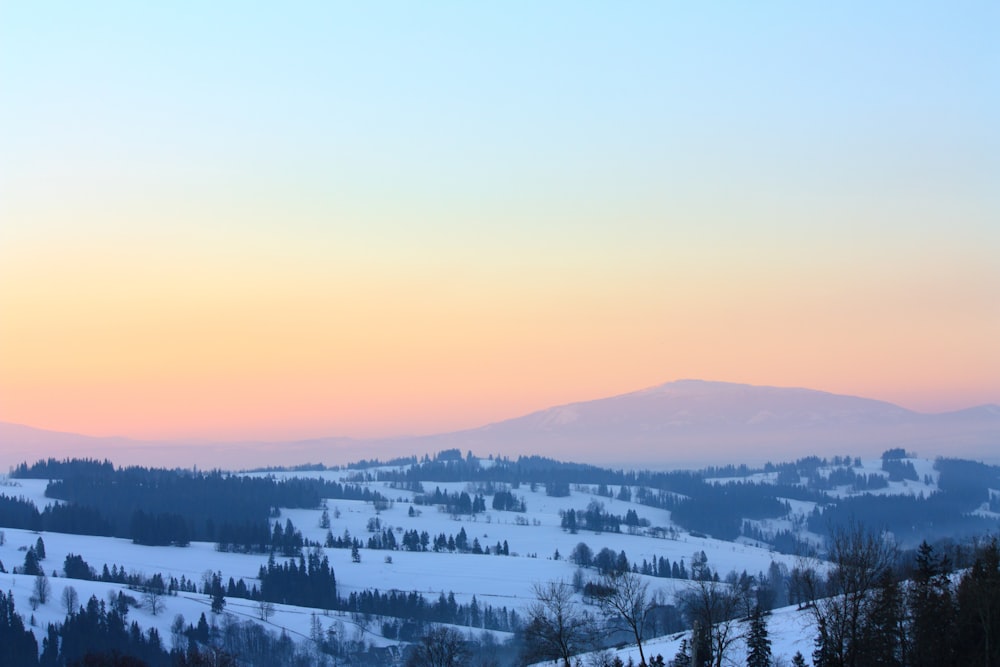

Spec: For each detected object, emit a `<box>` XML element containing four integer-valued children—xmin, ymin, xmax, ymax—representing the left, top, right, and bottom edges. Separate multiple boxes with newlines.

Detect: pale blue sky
<box><xmin>2</xmin><ymin>2</ymin><xmax>998</xmax><ymax>440</ymax></box>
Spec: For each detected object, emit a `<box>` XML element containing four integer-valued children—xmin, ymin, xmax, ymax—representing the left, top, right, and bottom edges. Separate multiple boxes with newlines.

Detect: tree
<box><xmin>210</xmin><ymin>572</ymin><xmax>226</xmax><ymax>614</ymax></box>
<box><xmin>524</xmin><ymin>581</ymin><xmax>596</xmax><ymax>667</ymax></box>
<box><xmin>791</xmin><ymin>652</ymin><xmax>808</xmax><ymax>667</ymax></box>
<box><xmin>144</xmin><ymin>587</ymin><xmax>165</xmax><ymax>616</ymax></box>
<box><xmin>258</xmin><ymin>598</ymin><xmax>275</xmax><ymax>622</ymax></box>
<box><xmin>33</xmin><ymin>572</ymin><xmax>51</xmax><ymax>605</ymax></box>
<box><xmin>857</xmin><ymin>569</ymin><xmax>906</xmax><ymax>666</ymax></box>
<box><xmin>61</xmin><ymin>585</ymin><xmax>80</xmax><ymax>615</ymax></box>
<box><xmin>22</xmin><ymin>547</ymin><xmax>42</xmax><ymax>576</ymax></box>
<box><xmin>908</xmin><ymin>541</ymin><xmax>955</xmax><ymax>667</ymax></box>
<box><xmin>35</xmin><ymin>536</ymin><xmax>46</xmax><ymax>560</ymax></box>
<box><xmin>673</xmin><ymin>639</ymin><xmax>693</xmax><ymax>667</ymax></box>
<box><xmin>955</xmin><ymin>537</ymin><xmax>1000</xmax><ymax>667</ymax></box>
<box><xmin>144</xmin><ymin>572</ymin><xmax>166</xmax><ymax>616</ymax></box>
<box><xmin>0</xmin><ymin>590</ymin><xmax>38</xmax><ymax>666</ymax></box>
<box><xmin>406</xmin><ymin>626</ymin><xmax>470</xmax><ymax>667</ymax></box>
<box><xmin>351</xmin><ymin>543</ymin><xmax>361</xmax><ymax>563</ymax></box>
<box><xmin>571</xmin><ymin>542</ymin><xmax>593</xmax><ymax>567</ymax></box>
<box><xmin>678</xmin><ymin>578</ymin><xmax>746</xmax><ymax>667</ymax></box>
<box><xmin>809</xmin><ymin>521</ymin><xmax>897</xmax><ymax>667</ymax></box>
<box><xmin>597</xmin><ymin>570</ymin><xmax>655</xmax><ymax>666</ymax></box>
<box><xmin>63</xmin><ymin>553</ymin><xmax>94</xmax><ymax>580</ymax></box>
<box><xmin>745</xmin><ymin>605</ymin><xmax>771</xmax><ymax>667</ymax></box>
<box><xmin>171</xmin><ymin>614</ymin><xmax>187</xmax><ymax>651</ymax></box>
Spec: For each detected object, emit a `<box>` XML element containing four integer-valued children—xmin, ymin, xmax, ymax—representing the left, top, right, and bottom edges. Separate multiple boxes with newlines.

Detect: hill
<box><xmin>3</xmin><ymin>380</ymin><xmax>999</xmax><ymax>469</ymax></box>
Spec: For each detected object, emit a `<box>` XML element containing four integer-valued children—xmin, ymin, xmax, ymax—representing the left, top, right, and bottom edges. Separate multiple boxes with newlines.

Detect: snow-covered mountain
<box><xmin>402</xmin><ymin>380</ymin><xmax>1000</xmax><ymax>466</ymax></box>
<box><xmin>3</xmin><ymin>380</ymin><xmax>999</xmax><ymax>469</ymax></box>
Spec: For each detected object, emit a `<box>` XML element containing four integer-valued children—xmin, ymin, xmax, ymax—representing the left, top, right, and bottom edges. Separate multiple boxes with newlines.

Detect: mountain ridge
<box><xmin>3</xmin><ymin>380</ymin><xmax>999</xmax><ymax>469</ymax></box>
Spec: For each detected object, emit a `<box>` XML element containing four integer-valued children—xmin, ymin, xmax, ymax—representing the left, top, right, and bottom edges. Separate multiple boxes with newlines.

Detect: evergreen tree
<box><xmin>908</xmin><ymin>541</ymin><xmax>955</xmax><ymax>667</ymax></box>
<box><xmin>858</xmin><ymin>570</ymin><xmax>905</xmax><ymax>666</ymax></box>
<box><xmin>210</xmin><ymin>572</ymin><xmax>226</xmax><ymax>614</ymax></box>
<box><xmin>673</xmin><ymin>639</ymin><xmax>692</xmax><ymax>667</ymax></box>
<box><xmin>790</xmin><ymin>652</ymin><xmax>808</xmax><ymax>667</ymax></box>
<box><xmin>35</xmin><ymin>536</ymin><xmax>46</xmax><ymax>560</ymax></box>
<box><xmin>22</xmin><ymin>547</ymin><xmax>42</xmax><ymax>576</ymax></box>
<box><xmin>955</xmin><ymin>538</ymin><xmax>1000</xmax><ymax>667</ymax></box>
<box><xmin>746</xmin><ymin>605</ymin><xmax>772</xmax><ymax>667</ymax></box>
<box><xmin>0</xmin><ymin>590</ymin><xmax>38</xmax><ymax>666</ymax></box>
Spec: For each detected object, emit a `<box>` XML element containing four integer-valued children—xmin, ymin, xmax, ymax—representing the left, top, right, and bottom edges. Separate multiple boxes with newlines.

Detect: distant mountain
<box><xmin>0</xmin><ymin>421</ymin><xmax>364</xmax><ymax>471</ymax></box>
<box><xmin>3</xmin><ymin>380</ymin><xmax>999</xmax><ymax>469</ymax></box>
<box><xmin>397</xmin><ymin>380</ymin><xmax>1000</xmax><ymax>466</ymax></box>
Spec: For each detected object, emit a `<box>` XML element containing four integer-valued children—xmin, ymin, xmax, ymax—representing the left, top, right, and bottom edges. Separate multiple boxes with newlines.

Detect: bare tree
<box><xmin>810</xmin><ymin>520</ymin><xmax>897</xmax><ymax>667</ymax></box>
<box><xmin>677</xmin><ymin>578</ymin><xmax>746</xmax><ymax>667</ymax></box>
<box><xmin>406</xmin><ymin>626</ymin><xmax>470</xmax><ymax>667</ymax></box>
<box><xmin>61</xmin><ymin>585</ymin><xmax>79</xmax><ymax>614</ymax></box>
<box><xmin>144</xmin><ymin>587</ymin><xmax>165</xmax><ymax>616</ymax></box>
<box><xmin>257</xmin><ymin>598</ymin><xmax>275</xmax><ymax>622</ymax></box>
<box><xmin>596</xmin><ymin>570</ymin><xmax>655</xmax><ymax>666</ymax></box>
<box><xmin>171</xmin><ymin>614</ymin><xmax>187</xmax><ymax>651</ymax></box>
<box><xmin>524</xmin><ymin>581</ymin><xmax>596</xmax><ymax>667</ymax></box>
<box><xmin>33</xmin><ymin>573</ymin><xmax>50</xmax><ymax>605</ymax></box>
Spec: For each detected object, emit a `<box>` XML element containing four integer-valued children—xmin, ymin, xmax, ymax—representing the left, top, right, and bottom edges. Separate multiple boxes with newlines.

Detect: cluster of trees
<box><xmin>808</xmin><ymin>490</ymin><xmax>997</xmax><ymax>545</ymax></box>
<box><xmin>740</xmin><ymin>523</ymin><xmax>816</xmax><ymax>556</ymax></box>
<box><xmin>803</xmin><ymin>529</ymin><xmax>1000</xmax><ymax>667</ymax></box>
<box><xmin>821</xmin><ymin>466</ymin><xmax>891</xmax><ymax>491</ymax></box>
<box><xmin>413</xmin><ymin>487</ymin><xmax>488</xmax><ymax>514</ymax></box>
<box><xmin>1</xmin><ymin>587</ymin><xmax>226</xmax><ymax>667</ymax></box>
<box><xmin>668</xmin><ymin>484</ymin><xmax>790</xmax><ymax>541</ymax></box>
<box><xmin>0</xmin><ymin>494</ymin><xmax>114</xmax><ymax>536</ymax></box>
<box><xmin>881</xmin><ymin>460</ymin><xmax>919</xmax><ymax>482</ymax></box>
<box><xmin>347</xmin><ymin>589</ymin><xmax>522</xmax><ymax>632</ymax></box>
<box><xmin>333</xmin><ymin>524</ymin><xmax>510</xmax><ymax>556</ymax></box>
<box><xmin>560</xmin><ymin>500</ymin><xmax>650</xmax><ymax>534</ymax></box>
<box><xmin>524</xmin><ymin>573</ymin><xmax>676</xmax><ymax>667</ymax></box>
<box><xmin>361</xmin><ymin>450</ymin><xmax>999</xmax><ymax>552</ymax></box>
<box><xmin>491</xmin><ymin>489</ymin><xmax>527</xmax><ymax>511</ymax></box>
<box><xmin>0</xmin><ymin>587</ymin><xmax>339</xmax><ymax>667</ymax></box>
<box><xmin>10</xmin><ymin>457</ymin><xmax>115</xmax><ymax>479</ymax></box>
<box><xmin>670</xmin><ymin>526</ymin><xmax>1000</xmax><ymax>667</ymax></box>
<box><xmin>9</xmin><ymin>459</ymin><xmax>384</xmax><ymax>550</ymax></box>
<box><xmin>359</xmin><ymin>450</ymin><xmax>996</xmax><ymax>553</ymax></box>
<box><xmin>257</xmin><ymin>551</ymin><xmax>338</xmax><ymax>609</ymax></box>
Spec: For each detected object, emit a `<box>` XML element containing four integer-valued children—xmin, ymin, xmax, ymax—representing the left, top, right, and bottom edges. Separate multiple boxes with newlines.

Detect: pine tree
<box><xmin>22</xmin><ymin>547</ymin><xmax>41</xmax><ymax>576</ymax></box>
<box><xmin>791</xmin><ymin>652</ymin><xmax>808</xmax><ymax>667</ymax></box>
<box><xmin>673</xmin><ymin>639</ymin><xmax>692</xmax><ymax>667</ymax></box>
<box><xmin>955</xmin><ymin>538</ymin><xmax>1000</xmax><ymax>667</ymax></box>
<box><xmin>210</xmin><ymin>572</ymin><xmax>226</xmax><ymax>614</ymax></box>
<box><xmin>351</xmin><ymin>543</ymin><xmax>361</xmax><ymax>563</ymax></box>
<box><xmin>746</xmin><ymin>605</ymin><xmax>772</xmax><ymax>667</ymax></box>
<box><xmin>858</xmin><ymin>569</ymin><xmax>905</xmax><ymax>666</ymax></box>
<box><xmin>0</xmin><ymin>590</ymin><xmax>38</xmax><ymax>665</ymax></box>
<box><xmin>909</xmin><ymin>541</ymin><xmax>955</xmax><ymax>667</ymax></box>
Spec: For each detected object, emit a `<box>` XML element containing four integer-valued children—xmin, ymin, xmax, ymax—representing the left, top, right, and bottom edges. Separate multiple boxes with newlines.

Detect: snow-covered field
<box><xmin>0</xmin><ymin>454</ymin><xmax>955</xmax><ymax>664</ymax></box>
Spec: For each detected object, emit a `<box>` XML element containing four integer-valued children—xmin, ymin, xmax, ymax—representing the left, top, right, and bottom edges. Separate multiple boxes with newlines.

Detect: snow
<box><xmin>0</xmin><ymin>463</ymin><xmax>837</xmax><ymax>661</ymax></box>
<box><xmin>0</xmin><ymin>476</ymin><xmax>62</xmax><ymax>510</ymax></box>
<box><xmin>549</xmin><ymin>602</ymin><xmax>820</xmax><ymax>667</ymax></box>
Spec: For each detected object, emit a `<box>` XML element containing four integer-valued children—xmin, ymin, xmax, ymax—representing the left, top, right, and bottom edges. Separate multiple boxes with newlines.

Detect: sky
<box><xmin>1</xmin><ymin>2</ymin><xmax>998</xmax><ymax>444</ymax></box>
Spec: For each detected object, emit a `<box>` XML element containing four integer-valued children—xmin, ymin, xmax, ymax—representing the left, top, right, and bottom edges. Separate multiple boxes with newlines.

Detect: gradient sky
<box><xmin>2</xmin><ymin>2</ymin><xmax>998</xmax><ymax>443</ymax></box>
